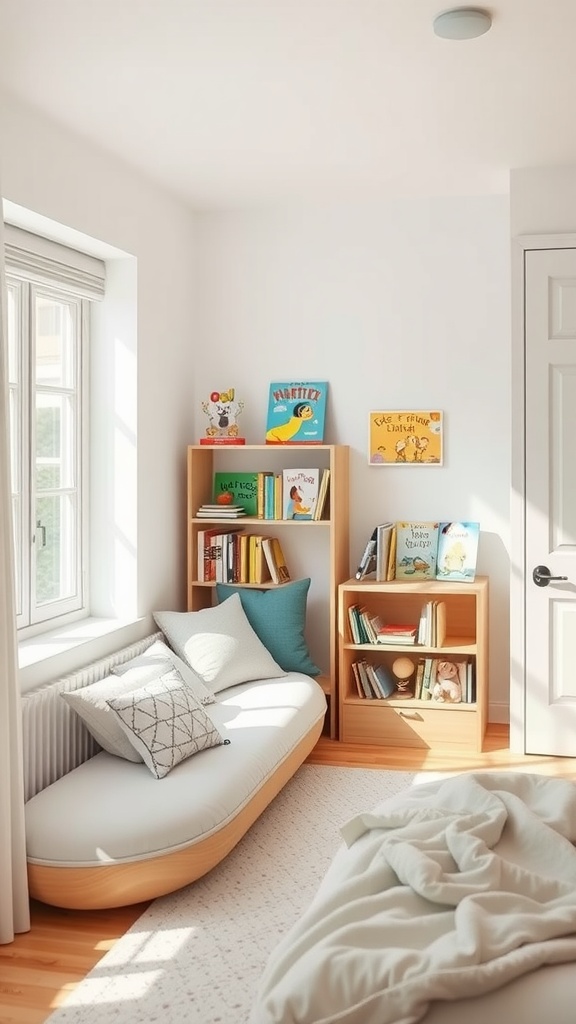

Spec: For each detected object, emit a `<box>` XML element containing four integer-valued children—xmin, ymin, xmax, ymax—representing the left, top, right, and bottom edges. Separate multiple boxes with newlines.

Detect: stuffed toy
<box><xmin>431</xmin><ymin>660</ymin><xmax>462</xmax><ymax>703</ymax></box>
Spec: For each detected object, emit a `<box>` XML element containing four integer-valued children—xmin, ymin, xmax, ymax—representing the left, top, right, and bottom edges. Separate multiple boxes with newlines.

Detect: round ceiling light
<box><xmin>433</xmin><ymin>8</ymin><xmax>492</xmax><ymax>40</ymax></box>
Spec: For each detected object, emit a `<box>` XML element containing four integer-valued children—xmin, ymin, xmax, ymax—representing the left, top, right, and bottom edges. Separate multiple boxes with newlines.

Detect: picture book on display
<box><xmin>282</xmin><ymin>468</ymin><xmax>320</xmax><ymax>520</ymax></box>
<box><xmin>265</xmin><ymin>381</ymin><xmax>328</xmax><ymax>444</ymax></box>
<box><xmin>395</xmin><ymin>521</ymin><xmax>439</xmax><ymax>580</ymax></box>
<box><xmin>213</xmin><ymin>472</ymin><xmax>259</xmax><ymax>516</ymax></box>
<box><xmin>436</xmin><ymin>522</ymin><xmax>480</xmax><ymax>582</ymax></box>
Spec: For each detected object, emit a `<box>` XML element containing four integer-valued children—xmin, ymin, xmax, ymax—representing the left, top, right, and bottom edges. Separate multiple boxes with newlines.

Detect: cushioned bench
<box><xmin>24</xmin><ymin>589</ymin><xmax>327</xmax><ymax>909</ymax></box>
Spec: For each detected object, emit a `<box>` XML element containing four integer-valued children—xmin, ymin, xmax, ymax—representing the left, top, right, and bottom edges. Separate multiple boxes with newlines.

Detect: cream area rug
<box><xmin>45</xmin><ymin>764</ymin><xmax>420</xmax><ymax>1024</ymax></box>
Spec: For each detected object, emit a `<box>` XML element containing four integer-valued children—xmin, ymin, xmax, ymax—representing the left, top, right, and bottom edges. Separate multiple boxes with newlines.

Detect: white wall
<box><xmin>193</xmin><ymin>199</ymin><xmax>512</xmax><ymax>720</ymax></box>
<box><xmin>0</xmin><ymin>93</ymin><xmax>198</xmax><ymax>682</ymax></box>
<box><xmin>510</xmin><ymin>166</ymin><xmax>576</xmax><ymax>236</ymax></box>
<box><xmin>1</xmin><ymin>92</ymin><xmax>513</xmax><ymax>721</ymax></box>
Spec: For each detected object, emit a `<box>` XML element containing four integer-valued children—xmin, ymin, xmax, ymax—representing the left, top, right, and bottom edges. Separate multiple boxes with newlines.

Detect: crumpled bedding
<box><xmin>249</xmin><ymin>771</ymin><xmax>576</xmax><ymax>1024</ymax></box>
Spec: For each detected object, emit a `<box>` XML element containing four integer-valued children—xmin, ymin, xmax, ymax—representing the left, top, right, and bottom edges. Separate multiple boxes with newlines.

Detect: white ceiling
<box><xmin>0</xmin><ymin>0</ymin><xmax>574</xmax><ymax>209</ymax></box>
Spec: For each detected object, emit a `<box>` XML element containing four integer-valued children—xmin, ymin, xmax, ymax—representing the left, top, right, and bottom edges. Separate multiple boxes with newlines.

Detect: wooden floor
<box><xmin>3</xmin><ymin>725</ymin><xmax>576</xmax><ymax>1024</ymax></box>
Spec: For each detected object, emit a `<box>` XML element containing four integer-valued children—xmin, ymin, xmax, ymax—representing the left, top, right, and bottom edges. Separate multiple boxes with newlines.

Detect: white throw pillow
<box><xmin>112</xmin><ymin>639</ymin><xmax>216</xmax><ymax>705</ymax></box>
<box><xmin>61</xmin><ymin>672</ymin><xmax>166</xmax><ymax>762</ymax></box>
<box><xmin>105</xmin><ymin>667</ymin><xmax>229</xmax><ymax>779</ymax></box>
<box><xmin>153</xmin><ymin>593</ymin><xmax>286</xmax><ymax>694</ymax></box>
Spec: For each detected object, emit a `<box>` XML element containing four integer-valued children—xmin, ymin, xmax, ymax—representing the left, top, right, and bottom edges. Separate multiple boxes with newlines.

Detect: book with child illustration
<box><xmin>265</xmin><ymin>381</ymin><xmax>328</xmax><ymax>444</ymax></box>
<box><xmin>281</xmin><ymin>468</ymin><xmax>320</xmax><ymax>520</ymax></box>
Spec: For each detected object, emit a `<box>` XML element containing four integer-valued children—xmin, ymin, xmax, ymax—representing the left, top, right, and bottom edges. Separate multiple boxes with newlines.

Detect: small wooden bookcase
<box><xmin>187</xmin><ymin>444</ymin><xmax>350</xmax><ymax>739</ymax></box>
<box><xmin>338</xmin><ymin>576</ymin><xmax>489</xmax><ymax>752</ymax></box>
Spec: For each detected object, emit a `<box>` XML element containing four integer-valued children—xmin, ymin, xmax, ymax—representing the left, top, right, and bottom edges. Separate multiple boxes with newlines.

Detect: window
<box><xmin>4</xmin><ymin>225</ymin><xmax>105</xmax><ymax>635</ymax></box>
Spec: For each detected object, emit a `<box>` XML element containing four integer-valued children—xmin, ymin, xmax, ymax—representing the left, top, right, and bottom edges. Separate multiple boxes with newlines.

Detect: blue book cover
<box><xmin>265</xmin><ymin>381</ymin><xmax>328</xmax><ymax>444</ymax></box>
<box><xmin>435</xmin><ymin>522</ymin><xmax>480</xmax><ymax>582</ymax></box>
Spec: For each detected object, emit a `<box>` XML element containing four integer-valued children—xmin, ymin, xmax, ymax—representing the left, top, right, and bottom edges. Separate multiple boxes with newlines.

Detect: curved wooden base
<box><xmin>27</xmin><ymin>718</ymin><xmax>324</xmax><ymax>910</ymax></box>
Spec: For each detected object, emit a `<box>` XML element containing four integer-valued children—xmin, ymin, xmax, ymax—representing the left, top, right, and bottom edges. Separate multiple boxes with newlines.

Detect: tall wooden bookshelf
<box><xmin>187</xmin><ymin>444</ymin><xmax>350</xmax><ymax>738</ymax></box>
<box><xmin>338</xmin><ymin>576</ymin><xmax>489</xmax><ymax>752</ymax></box>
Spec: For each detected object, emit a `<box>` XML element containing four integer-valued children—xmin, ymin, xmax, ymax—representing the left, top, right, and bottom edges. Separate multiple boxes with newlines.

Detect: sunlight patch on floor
<box><xmin>58</xmin><ymin>971</ymin><xmax>163</xmax><ymax>1007</ymax></box>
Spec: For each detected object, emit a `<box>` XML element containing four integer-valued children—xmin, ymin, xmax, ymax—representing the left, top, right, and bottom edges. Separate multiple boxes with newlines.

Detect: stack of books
<box><xmin>375</xmin><ymin>623</ymin><xmax>418</xmax><ymax>645</ymax></box>
<box><xmin>196</xmin><ymin>503</ymin><xmax>246</xmax><ymax>518</ymax></box>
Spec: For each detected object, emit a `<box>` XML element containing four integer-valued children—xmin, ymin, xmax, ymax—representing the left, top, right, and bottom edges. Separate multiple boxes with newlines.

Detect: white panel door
<box><xmin>525</xmin><ymin>248</ymin><xmax>576</xmax><ymax>755</ymax></box>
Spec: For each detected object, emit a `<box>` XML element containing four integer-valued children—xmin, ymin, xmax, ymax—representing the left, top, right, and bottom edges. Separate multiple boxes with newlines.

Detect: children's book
<box><xmin>265</xmin><ymin>381</ymin><xmax>328</xmax><ymax>444</ymax></box>
<box><xmin>248</xmin><ymin>535</ymin><xmax>271</xmax><ymax>584</ymax></box>
<box><xmin>436</xmin><ymin>522</ymin><xmax>480</xmax><ymax>582</ymax></box>
<box><xmin>375</xmin><ymin>522</ymin><xmax>395</xmax><ymax>581</ymax></box>
<box><xmin>367</xmin><ymin>662</ymin><xmax>397</xmax><ymax>699</ymax></box>
<box><xmin>355</xmin><ymin>527</ymin><xmax>377</xmax><ymax>580</ymax></box>
<box><xmin>261</xmin><ymin>536</ymin><xmax>291</xmax><ymax>585</ymax></box>
<box><xmin>282</xmin><ymin>468</ymin><xmax>320</xmax><ymax>520</ymax></box>
<box><xmin>213</xmin><ymin>472</ymin><xmax>259</xmax><ymax>516</ymax></box>
<box><xmin>394</xmin><ymin>521</ymin><xmax>439</xmax><ymax>580</ymax></box>
<box><xmin>313</xmin><ymin>468</ymin><xmax>331</xmax><ymax>520</ymax></box>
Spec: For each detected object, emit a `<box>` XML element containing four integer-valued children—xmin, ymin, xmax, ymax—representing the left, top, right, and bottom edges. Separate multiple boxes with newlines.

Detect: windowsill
<box><xmin>18</xmin><ymin>615</ymin><xmax>153</xmax><ymax>693</ymax></box>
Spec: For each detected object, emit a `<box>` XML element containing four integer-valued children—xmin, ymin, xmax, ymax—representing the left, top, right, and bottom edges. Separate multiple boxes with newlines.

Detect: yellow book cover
<box><xmin>249</xmin><ymin>534</ymin><xmax>270</xmax><ymax>584</ymax></box>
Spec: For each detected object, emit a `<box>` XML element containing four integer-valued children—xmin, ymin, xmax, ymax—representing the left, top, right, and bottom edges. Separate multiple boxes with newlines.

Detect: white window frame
<box><xmin>4</xmin><ymin>225</ymin><xmax>104</xmax><ymax>637</ymax></box>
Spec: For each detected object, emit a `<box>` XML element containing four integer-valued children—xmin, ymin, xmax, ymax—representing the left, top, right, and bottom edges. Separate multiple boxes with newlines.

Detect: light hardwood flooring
<box><xmin>3</xmin><ymin>724</ymin><xmax>576</xmax><ymax>1024</ymax></box>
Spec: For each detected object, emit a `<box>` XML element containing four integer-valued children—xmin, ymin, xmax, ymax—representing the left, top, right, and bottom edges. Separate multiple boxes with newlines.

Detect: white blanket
<box><xmin>249</xmin><ymin>772</ymin><xmax>576</xmax><ymax>1024</ymax></box>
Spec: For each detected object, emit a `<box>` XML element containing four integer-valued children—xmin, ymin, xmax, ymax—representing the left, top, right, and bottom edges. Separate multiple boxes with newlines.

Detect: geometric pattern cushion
<box><xmin>105</xmin><ymin>667</ymin><xmax>229</xmax><ymax>779</ymax></box>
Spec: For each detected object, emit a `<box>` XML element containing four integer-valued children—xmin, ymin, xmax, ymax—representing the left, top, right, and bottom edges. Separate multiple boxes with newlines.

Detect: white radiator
<box><xmin>21</xmin><ymin>631</ymin><xmax>163</xmax><ymax>801</ymax></box>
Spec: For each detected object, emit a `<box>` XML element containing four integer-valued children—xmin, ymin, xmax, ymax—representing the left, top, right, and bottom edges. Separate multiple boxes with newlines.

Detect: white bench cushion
<box><xmin>26</xmin><ymin>673</ymin><xmax>326</xmax><ymax>867</ymax></box>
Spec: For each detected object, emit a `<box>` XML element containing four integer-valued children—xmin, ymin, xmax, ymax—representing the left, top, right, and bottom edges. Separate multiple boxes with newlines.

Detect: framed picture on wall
<box><xmin>368</xmin><ymin>410</ymin><xmax>443</xmax><ymax>465</ymax></box>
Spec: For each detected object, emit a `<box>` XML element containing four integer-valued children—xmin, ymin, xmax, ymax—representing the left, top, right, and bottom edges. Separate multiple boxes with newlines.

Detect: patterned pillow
<box><xmin>105</xmin><ymin>668</ymin><xmax>229</xmax><ymax>779</ymax></box>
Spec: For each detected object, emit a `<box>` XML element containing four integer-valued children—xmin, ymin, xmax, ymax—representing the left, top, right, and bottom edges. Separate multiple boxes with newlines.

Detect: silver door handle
<box><xmin>532</xmin><ymin>564</ymin><xmax>568</xmax><ymax>588</ymax></box>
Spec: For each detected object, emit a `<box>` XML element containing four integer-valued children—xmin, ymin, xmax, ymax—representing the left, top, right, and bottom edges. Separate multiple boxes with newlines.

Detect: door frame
<box><xmin>510</xmin><ymin>232</ymin><xmax>576</xmax><ymax>752</ymax></box>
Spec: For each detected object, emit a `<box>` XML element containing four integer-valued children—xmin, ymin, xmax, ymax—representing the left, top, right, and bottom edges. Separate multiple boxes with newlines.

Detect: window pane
<box><xmin>35</xmin><ymin>393</ymin><xmax>75</xmax><ymax>490</ymax></box>
<box><xmin>35</xmin><ymin>295</ymin><xmax>76</xmax><ymax>388</ymax></box>
<box><xmin>35</xmin><ymin>494</ymin><xmax>77</xmax><ymax>605</ymax></box>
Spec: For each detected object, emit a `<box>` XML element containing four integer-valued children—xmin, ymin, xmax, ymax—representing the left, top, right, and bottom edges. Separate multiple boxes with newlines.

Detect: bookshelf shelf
<box><xmin>187</xmin><ymin>443</ymin><xmax>350</xmax><ymax>739</ymax></box>
<box><xmin>337</xmin><ymin>576</ymin><xmax>489</xmax><ymax>752</ymax></box>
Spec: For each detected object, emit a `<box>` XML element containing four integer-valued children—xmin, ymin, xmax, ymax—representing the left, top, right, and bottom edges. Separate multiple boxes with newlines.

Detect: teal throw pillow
<box><xmin>215</xmin><ymin>578</ymin><xmax>320</xmax><ymax>677</ymax></box>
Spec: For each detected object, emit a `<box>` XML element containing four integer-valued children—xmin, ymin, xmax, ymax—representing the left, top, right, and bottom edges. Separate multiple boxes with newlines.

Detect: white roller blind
<box><xmin>3</xmin><ymin>224</ymin><xmax>105</xmax><ymax>299</ymax></box>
